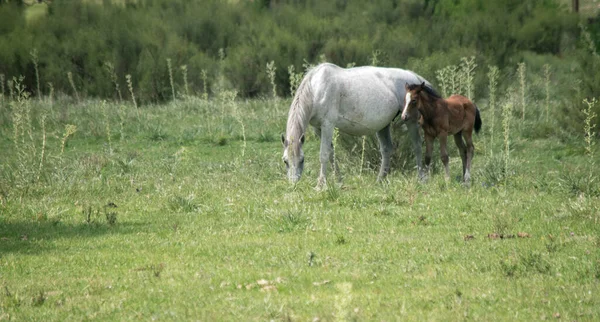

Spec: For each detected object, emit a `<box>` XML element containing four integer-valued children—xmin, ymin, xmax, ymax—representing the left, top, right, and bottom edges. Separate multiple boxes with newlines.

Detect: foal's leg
<box><xmin>463</xmin><ymin>130</ymin><xmax>475</xmax><ymax>184</ymax></box>
<box><xmin>439</xmin><ymin>133</ymin><xmax>450</xmax><ymax>181</ymax></box>
<box><xmin>424</xmin><ymin>134</ymin><xmax>434</xmax><ymax>178</ymax></box>
<box><xmin>376</xmin><ymin>124</ymin><xmax>393</xmax><ymax>181</ymax></box>
<box><xmin>406</xmin><ymin>119</ymin><xmax>424</xmax><ymax>180</ymax></box>
<box><xmin>317</xmin><ymin>123</ymin><xmax>334</xmax><ymax>190</ymax></box>
<box><xmin>454</xmin><ymin>132</ymin><xmax>468</xmax><ymax>181</ymax></box>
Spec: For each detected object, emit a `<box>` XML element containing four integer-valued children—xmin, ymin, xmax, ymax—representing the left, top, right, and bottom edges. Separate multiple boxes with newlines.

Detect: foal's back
<box><xmin>444</xmin><ymin>95</ymin><xmax>477</xmax><ymax>135</ymax></box>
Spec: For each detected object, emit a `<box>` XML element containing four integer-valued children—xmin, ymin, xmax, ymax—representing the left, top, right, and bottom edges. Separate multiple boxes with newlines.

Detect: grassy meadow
<box><xmin>0</xmin><ymin>73</ymin><xmax>599</xmax><ymax>321</ymax></box>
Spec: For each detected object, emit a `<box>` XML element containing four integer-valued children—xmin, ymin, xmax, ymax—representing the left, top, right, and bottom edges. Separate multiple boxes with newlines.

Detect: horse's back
<box><xmin>446</xmin><ymin>95</ymin><xmax>476</xmax><ymax>112</ymax></box>
<box><xmin>308</xmin><ymin>64</ymin><xmax>429</xmax><ymax>135</ymax></box>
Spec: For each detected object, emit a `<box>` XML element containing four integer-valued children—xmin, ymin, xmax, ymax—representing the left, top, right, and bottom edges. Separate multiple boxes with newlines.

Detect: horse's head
<box><xmin>401</xmin><ymin>82</ymin><xmax>425</xmax><ymax>121</ymax></box>
<box><xmin>281</xmin><ymin>133</ymin><xmax>305</xmax><ymax>184</ymax></box>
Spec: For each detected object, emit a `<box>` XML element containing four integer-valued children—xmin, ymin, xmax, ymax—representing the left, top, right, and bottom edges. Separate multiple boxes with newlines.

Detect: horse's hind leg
<box><xmin>439</xmin><ymin>133</ymin><xmax>450</xmax><ymax>181</ymax></box>
<box><xmin>406</xmin><ymin>119</ymin><xmax>424</xmax><ymax>180</ymax></box>
<box><xmin>376</xmin><ymin>124</ymin><xmax>393</xmax><ymax>181</ymax></box>
<box><xmin>454</xmin><ymin>132</ymin><xmax>467</xmax><ymax>181</ymax></box>
<box><xmin>462</xmin><ymin>130</ymin><xmax>475</xmax><ymax>184</ymax></box>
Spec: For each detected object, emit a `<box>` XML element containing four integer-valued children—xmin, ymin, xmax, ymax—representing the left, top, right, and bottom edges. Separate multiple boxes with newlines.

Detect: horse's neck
<box><xmin>419</xmin><ymin>96</ymin><xmax>444</xmax><ymax>121</ymax></box>
<box><xmin>286</xmin><ymin>105</ymin><xmax>310</xmax><ymax>140</ymax></box>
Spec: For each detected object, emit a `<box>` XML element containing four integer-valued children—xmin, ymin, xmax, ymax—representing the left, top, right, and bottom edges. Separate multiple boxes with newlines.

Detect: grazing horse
<box><xmin>400</xmin><ymin>82</ymin><xmax>482</xmax><ymax>184</ymax></box>
<box><xmin>281</xmin><ymin>63</ymin><xmax>435</xmax><ymax>189</ymax></box>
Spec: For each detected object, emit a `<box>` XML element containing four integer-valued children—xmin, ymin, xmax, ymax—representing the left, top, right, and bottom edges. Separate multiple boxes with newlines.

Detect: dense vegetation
<box><xmin>0</xmin><ymin>0</ymin><xmax>598</xmax><ymax>102</ymax></box>
<box><xmin>1</xmin><ymin>1</ymin><xmax>599</xmax><ymax>320</ymax></box>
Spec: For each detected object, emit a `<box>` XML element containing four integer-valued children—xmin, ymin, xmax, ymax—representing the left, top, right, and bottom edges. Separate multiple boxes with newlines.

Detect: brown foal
<box><xmin>400</xmin><ymin>82</ymin><xmax>482</xmax><ymax>183</ymax></box>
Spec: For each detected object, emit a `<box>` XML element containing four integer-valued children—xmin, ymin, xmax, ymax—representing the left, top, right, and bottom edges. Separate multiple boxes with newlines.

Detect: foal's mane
<box><xmin>407</xmin><ymin>83</ymin><xmax>442</xmax><ymax>100</ymax></box>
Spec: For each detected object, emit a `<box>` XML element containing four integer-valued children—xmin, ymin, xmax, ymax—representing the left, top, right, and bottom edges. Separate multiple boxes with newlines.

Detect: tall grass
<box><xmin>460</xmin><ymin>56</ymin><xmax>477</xmax><ymax>100</ymax></box>
<box><xmin>582</xmin><ymin>97</ymin><xmax>597</xmax><ymax>159</ymax></box>
<box><xmin>0</xmin><ymin>74</ymin><xmax>5</xmax><ymax>102</ymax></box>
<box><xmin>104</xmin><ymin>61</ymin><xmax>122</xmax><ymax>102</ymax></box>
<box><xmin>125</xmin><ymin>74</ymin><xmax>139</xmax><ymax>119</ymax></box>
<box><xmin>487</xmin><ymin>66</ymin><xmax>500</xmax><ymax>156</ymax></box>
<box><xmin>266</xmin><ymin>61</ymin><xmax>277</xmax><ymax>99</ymax></box>
<box><xmin>30</xmin><ymin>49</ymin><xmax>41</xmax><ymax>101</ymax></box>
<box><xmin>517</xmin><ymin>62</ymin><xmax>526</xmax><ymax>121</ymax></box>
<box><xmin>167</xmin><ymin>58</ymin><xmax>175</xmax><ymax>100</ymax></box>
<box><xmin>543</xmin><ymin>64</ymin><xmax>551</xmax><ymax>122</ymax></box>
<box><xmin>201</xmin><ymin>69</ymin><xmax>208</xmax><ymax>101</ymax></box>
<box><xmin>502</xmin><ymin>89</ymin><xmax>515</xmax><ymax>175</ymax></box>
<box><xmin>67</xmin><ymin>71</ymin><xmax>80</xmax><ymax>103</ymax></box>
<box><xmin>287</xmin><ymin>65</ymin><xmax>302</xmax><ymax>98</ymax></box>
<box><xmin>180</xmin><ymin>65</ymin><xmax>189</xmax><ymax>97</ymax></box>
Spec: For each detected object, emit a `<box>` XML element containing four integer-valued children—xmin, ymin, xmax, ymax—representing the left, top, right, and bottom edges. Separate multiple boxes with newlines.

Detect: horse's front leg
<box><xmin>439</xmin><ymin>133</ymin><xmax>450</xmax><ymax>181</ymax></box>
<box><xmin>463</xmin><ymin>130</ymin><xmax>475</xmax><ymax>185</ymax></box>
<box><xmin>376</xmin><ymin>124</ymin><xmax>393</xmax><ymax>181</ymax></box>
<box><xmin>424</xmin><ymin>134</ymin><xmax>434</xmax><ymax>178</ymax></box>
<box><xmin>317</xmin><ymin>123</ymin><xmax>334</xmax><ymax>190</ymax></box>
<box><xmin>406</xmin><ymin>119</ymin><xmax>424</xmax><ymax>180</ymax></box>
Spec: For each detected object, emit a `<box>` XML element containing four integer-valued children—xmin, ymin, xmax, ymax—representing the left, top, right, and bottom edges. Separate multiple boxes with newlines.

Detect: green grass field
<box><xmin>0</xmin><ymin>94</ymin><xmax>599</xmax><ymax>321</ymax></box>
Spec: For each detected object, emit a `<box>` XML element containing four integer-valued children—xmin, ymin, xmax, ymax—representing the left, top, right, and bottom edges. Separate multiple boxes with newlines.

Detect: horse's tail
<box><xmin>474</xmin><ymin>104</ymin><xmax>482</xmax><ymax>134</ymax></box>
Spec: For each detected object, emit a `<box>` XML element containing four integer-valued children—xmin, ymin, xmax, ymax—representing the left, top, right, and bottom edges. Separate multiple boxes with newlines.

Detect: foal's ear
<box><xmin>404</xmin><ymin>82</ymin><xmax>409</xmax><ymax>90</ymax></box>
<box><xmin>300</xmin><ymin>134</ymin><xmax>305</xmax><ymax>144</ymax></box>
<box><xmin>281</xmin><ymin>134</ymin><xmax>287</xmax><ymax>146</ymax></box>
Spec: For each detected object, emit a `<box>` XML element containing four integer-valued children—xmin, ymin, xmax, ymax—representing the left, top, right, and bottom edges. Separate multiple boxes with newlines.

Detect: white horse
<box><xmin>282</xmin><ymin>63</ymin><xmax>435</xmax><ymax>188</ymax></box>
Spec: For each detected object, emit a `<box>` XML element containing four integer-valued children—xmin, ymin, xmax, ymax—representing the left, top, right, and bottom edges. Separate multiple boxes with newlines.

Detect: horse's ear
<box><xmin>405</xmin><ymin>82</ymin><xmax>409</xmax><ymax>90</ymax></box>
<box><xmin>300</xmin><ymin>133</ymin><xmax>305</xmax><ymax>144</ymax></box>
<box><xmin>421</xmin><ymin>82</ymin><xmax>425</xmax><ymax>87</ymax></box>
<box><xmin>281</xmin><ymin>134</ymin><xmax>287</xmax><ymax>146</ymax></box>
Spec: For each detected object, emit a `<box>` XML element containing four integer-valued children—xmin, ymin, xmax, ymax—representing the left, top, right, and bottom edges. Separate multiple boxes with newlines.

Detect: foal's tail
<box><xmin>474</xmin><ymin>104</ymin><xmax>482</xmax><ymax>134</ymax></box>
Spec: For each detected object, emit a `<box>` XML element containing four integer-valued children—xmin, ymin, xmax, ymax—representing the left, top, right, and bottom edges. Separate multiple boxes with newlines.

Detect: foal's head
<box><xmin>281</xmin><ymin>133</ymin><xmax>305</xmax><ymax>184</ymax></box>
<box><xmin>401</xmin><ymin>82</ymin><xmax>426</xmax><ymax>121</ymax></box>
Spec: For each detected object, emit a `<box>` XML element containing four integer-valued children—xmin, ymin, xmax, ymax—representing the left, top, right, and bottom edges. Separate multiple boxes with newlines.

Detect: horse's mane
<box><xmin>286</xmin><ymin>66</ymin><xmax>316</xmax><ymax>139</ymax></box>
<box><xmin>407</xmin><ymin>83</ymin><xmax>442</xmax><ymax>99</ymax></box>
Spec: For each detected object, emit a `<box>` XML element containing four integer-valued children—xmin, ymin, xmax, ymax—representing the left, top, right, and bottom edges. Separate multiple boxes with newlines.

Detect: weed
<box><xmin>168</xmin><ymin>195</ymin><xmax>199</xmax><ymax>213</ymax></box>
<box><xmin>201</xmin><ymin>69</ymin><xmax>208</xmax><ymax>100</ymax></box>
<box><xmin>582</xmin><ymin>97</ymin><xmax>597</xmax><ymax>159</ymax></box>
<box><xmin>36</xmin><ymin>112</ymin><xmax>46</xmax><ymax>182</ymax></box>
<box><xmin>105</xmin><ymin>211</ymin><xmax>117</xmax><ymax>226</ymax></box>
<box><xmin>543</xmin><ymin>64</ymin><xmax>551</xmax><ymax>122</ymax></box>
<box><xmin>500</xmin><ymin>257</ymin><xmax>520</xmax><ymax>277</ymax></box>
<box><xmin>83</xmin><ymin>206</ymin><xmax>100</xmax><ymax>224</ymax></box>
<box><xmin>180</xmin><ymin>65</ymin><xmax>189</xmax><ymax>97</ymax></box>
<box><xmin>278</xmin><ymin>210</ymin><xmax>307</xmax><ymax>233</ymax></box>
<box><xmin>30</xmin><ymin>49</ymin><xmax>41</xmax><ymax>101</ymax></box>
<box><xmin>266</xmin><ymin>61</ymin><xmax>277</xmax><ymax>99</ymax></box>
<box><xmin>60</xmin><ymin>124</ymin><xmax>77</xmax><ymax>154</ymax></box>
<box><xmin>125</xmin><ymin>74</ymin><xmax>139</xmax><ymax>118</ymax></box>
<box><xmin>287</xmin><ymin>65</ymin><xmax>302</xmax><ymax>98</ymax></box>
<box><xmin>487</xmin><ymin>65</ymin><xmax>500</xmax><ymax>156</ymax></box>
<box><xmin>478</xmin><ymin>154</ymin><xmax>515</xmax><ymax>186</ymax></box>
<box><xmin>517</xmin><ymin>62</ymin><xmax>526</xmax><ymax>121</ymax></box>
<box><xmin>31</xmin><ymin>290</ymin><xmax>46</xmax><ymax>307</ymax></box>
<box><xmin>335</xmin><ymin>234</ymin><xmax>347</xmax><ymax>245</ymax></box>
<box><xmin>47</xmin><ymin>82</ymin><xmax>54</xmax><ymax>106</ymax></box>
<box><xmin>521</xmin><ymin>251</ymin><xmax>551</xmax><ymax>275</ymax></box>
<box><xmin>104</xmin><ymin>61</ymin><xmax>122</xmax><ymax>102</ymax></box>
<box><xmin>167</xmin><ymin>58</ymin><xmax>175</xmax><ymax>100</ymax></box>
<box><xmin>0</xmin><ymin>73</ymin><xmax>4</xmax><ymax>101</ymax></box>
<box><xmin>101</xmin><ymin>101</ymin><xmax>112</xmax><ymax>153</ymax></box>
<box><xmin>460</xmin><ymin>56</ymin><xmax>477</xmax><ymax>100</ymax></box>
<box><xmin>370</xmin><ymin>49</ymin><xmax>381</xmax><ymax>66</ymax></box>
<box><xmin>67</xmin><ymin>71</ymin><xmax>80</xmax><ymax>103</ymax></box>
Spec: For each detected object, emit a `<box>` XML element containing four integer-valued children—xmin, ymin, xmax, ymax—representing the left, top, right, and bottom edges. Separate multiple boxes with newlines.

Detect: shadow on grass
<box><xmin>0</xmin><ymin>220</ymin><xmax>145</xmax><ymax>255</ymax></box>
